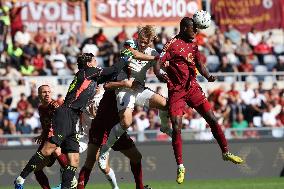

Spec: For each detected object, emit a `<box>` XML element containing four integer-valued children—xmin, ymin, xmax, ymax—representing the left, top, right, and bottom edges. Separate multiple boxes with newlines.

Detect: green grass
<box><xmin>4</xmin><ymin>178</ymin><xmax>284</xmax><ymax>189</ymax></box>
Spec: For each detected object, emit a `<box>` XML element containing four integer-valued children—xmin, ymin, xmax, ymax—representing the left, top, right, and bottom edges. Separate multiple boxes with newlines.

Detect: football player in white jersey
<box><xmin>98</xmin><ymin>25</ymin><xmax>172</xmax><ymax>170</ymax></box>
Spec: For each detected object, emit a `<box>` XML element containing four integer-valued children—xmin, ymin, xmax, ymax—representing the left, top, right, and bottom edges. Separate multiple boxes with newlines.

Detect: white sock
<box><xmin>178</xmin><ymin>164</ymin><xmax>184</xmax><ymax>169</ymax></box>
<box><xmin>159</xmin><ymin>110</ymin><xmax>172</xmax><ymax>137</ymax></box>
<box><xmin>104</xmin><ymin>123</ymin><xmax>126</xmax><ymax>153</ymax></box>
<box><xmin>105</xmin><ymin>168</ymin><xmax>119</xmax><ymax>189</ymax></box>
<box><xmin>16</xmin><ymin>176</ymin><xmax>25</xmax><ymax>184</ymax></box>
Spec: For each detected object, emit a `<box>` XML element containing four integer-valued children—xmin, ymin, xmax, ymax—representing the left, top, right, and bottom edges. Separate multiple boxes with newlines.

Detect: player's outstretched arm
<box><xmin>98</xmin><ymin>57</ymin><xmax>129</xmax><ymax>83</ymax></box>
<box><xmin>128</xmin><ymin>48</ymin><xmax>158</xmax><ymax>61</ymax></box>
<box><xmin>104</xmin><ymin>79</ymin><xmax>134</xmax><ymax>90</ymax></box>
<box><xmin>195</xmin><ymin>59</ymin><xmax>216</xmax><ymax>82</ymax></box>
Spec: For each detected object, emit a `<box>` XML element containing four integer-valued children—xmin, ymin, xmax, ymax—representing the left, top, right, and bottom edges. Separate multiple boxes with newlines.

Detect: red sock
<box><xmin>210</xmin><ymin>123</ymin><xmax>228</xmax><ymax>153</ymax></box>
<box><xmin>77</xmin><ymin>166</ymin><xmax>92</xmax><ymax>189</ymax></box>
<box><xmin>172</xmin><ymin>128</ymin><xmax>183</xmax><ymax>165</ymax></box>
<box><xmin>56</xmin><ymin>153</ymin><xmax>68</xmax><ymax>168</ymax></box>
<box><xmin>130</xmin><ymin>161</ymin><xmax>144</xmax><ymax>189</ymax></box>
<box><xmin>34</xmin><ymin>170</ymin><xmax>51</xmax><ymax>189</ymax></box>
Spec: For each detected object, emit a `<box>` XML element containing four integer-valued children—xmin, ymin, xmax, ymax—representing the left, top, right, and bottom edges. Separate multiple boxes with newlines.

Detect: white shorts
<box><xmin>116</xmin><ymin>88</ymin><xmax>155</xmax><ymax>111</ymax></box>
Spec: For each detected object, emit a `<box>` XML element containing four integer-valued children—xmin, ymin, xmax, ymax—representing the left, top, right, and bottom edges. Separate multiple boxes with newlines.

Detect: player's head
<box><xmin>38</xmin><ymin>85</ymin><xmax>51</xmax><ymax>104</ymax></box>
<box><xmin>77</xmin><ymin>53</ymin><xmax>96</xmax><ymax>69</ymax></box>
<box><xmin>179</xmin><ymin>17</ymin><xmax>197</xmax><ymax>40</ymax></box>
<box><xmin>137</xmin><ymin>25</ymin><xmax>156</xmax><ymax>51</ymax></box>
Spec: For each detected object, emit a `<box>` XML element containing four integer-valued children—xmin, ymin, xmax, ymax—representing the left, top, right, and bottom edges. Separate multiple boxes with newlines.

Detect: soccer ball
<box><xmin>193</xmin><ymin>10</ymin><xmax>211</xmax><ymax>29</ymax></box>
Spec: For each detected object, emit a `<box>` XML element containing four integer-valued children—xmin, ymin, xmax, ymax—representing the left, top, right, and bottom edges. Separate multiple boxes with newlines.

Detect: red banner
<box><xmin>90</xmin><ymin>0</ymin><xmax>201</xmax><ymax>27</ymax></box>
<box><xmin>211</xmin><ymin>0</ymin><xmax>282</xmax><ymax>33</ymax></box>
<box><xmin>7</xmin><ymin>0</ymin><xmax>86</xmax><ymax>33</ymax></box>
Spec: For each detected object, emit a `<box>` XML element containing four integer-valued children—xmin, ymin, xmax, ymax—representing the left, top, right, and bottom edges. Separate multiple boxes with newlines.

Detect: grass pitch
<box><xmin>3</xmin><ymin>177</ymin><xmax>284</xmax><ymax>189</ymax></box>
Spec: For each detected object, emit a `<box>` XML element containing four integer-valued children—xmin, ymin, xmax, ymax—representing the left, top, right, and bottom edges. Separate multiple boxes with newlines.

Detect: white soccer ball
<box><xmin>193</xmin><ymin>10</ymin><xmax>211</xmax><ymax>29</ymax></box>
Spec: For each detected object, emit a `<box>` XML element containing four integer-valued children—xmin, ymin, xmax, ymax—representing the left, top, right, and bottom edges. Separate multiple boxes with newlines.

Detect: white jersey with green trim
<box><xmin>117</xmin><ymin>45</ymin><xmax>159</xmax><ymax>86</ymax></box>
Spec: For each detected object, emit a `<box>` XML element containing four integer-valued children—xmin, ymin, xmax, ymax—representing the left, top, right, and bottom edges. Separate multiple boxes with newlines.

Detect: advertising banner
<box><xmin>90</xmin><ymin>0</ymin><xmax>201</xmax><ymax>27</ymax></box>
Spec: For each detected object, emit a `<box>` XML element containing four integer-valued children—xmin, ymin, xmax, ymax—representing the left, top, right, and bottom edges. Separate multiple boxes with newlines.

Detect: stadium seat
<box><xmin>245</xmin><ymin>75</ymin><xmax>258</xmax><ymax>82</ymax></box>
<box><xmin>263</xmin><ymin>54</ymin><xmax>277</xmax><ymax>71</ymax></box>
<box><xmin>273</xmin><ymin>44</ymin><xmax>284</xmax><ymax>55</ymax></box>
<box><xmin>264</xmin><ymin>76</ymin><xmax>276</xmax><ymax>82</ymax></box>
<box><xmin>254</xmin><ymin>65</ymin><xmax>268</xmax><ymax>81</ymax></box>
<box><xmin>224</xmin><ymin>76</ymin><xmax>235</xmax><ymax>83</ymax></box>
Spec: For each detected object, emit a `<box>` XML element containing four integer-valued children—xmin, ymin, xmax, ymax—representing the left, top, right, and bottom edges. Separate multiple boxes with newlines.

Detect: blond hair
<box><xmin>138</xmin><ymin>25</ymin><xmax>156</xmax><ymax>41</ymax></box>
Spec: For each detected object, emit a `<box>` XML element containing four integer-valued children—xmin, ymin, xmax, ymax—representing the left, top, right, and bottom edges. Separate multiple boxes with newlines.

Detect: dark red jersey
<box><xmin>160</xmin><ymin>36</ymin><xmax>202</xmax><ymax>92</ymax></box>
<box><xmin>38</xmin><ymin>100</ymin><xmax>59</xmax><ymax>136</ymax></box>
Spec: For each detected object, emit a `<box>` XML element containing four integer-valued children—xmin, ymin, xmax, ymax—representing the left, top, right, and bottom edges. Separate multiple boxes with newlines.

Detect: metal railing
<box><xmin>0</xmin><ymin>127</ymin><xmax>283</xmax><ymax>146</ymax></box>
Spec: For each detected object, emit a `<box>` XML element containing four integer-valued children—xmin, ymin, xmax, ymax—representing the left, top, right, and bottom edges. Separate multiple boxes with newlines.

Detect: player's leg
<box><xmin>195</xmin><ymin>101</ymin><xmax>243</xmax><ymax>164</ymax></box>
<box><xmin>168</xmin><ymin>96</ymin><xmax>186</xmax><ymax>184</ymax></box>
<box><xmin>34</xmin><ymin>170</ymin><xmax>51</xmax><ymax>189</ymax></box>
<box><xmin>53</xmin><ymin>147</ymin><xmax>69</xmax><ymax>168</ymax></box>
<box><xmin>14</xmin><ymin>141</ymin><xmax>57</xmax><ymax>188</ymax></box>
<box><xmin>146</xmin><ymin>91</ymin><xmax>172</xmax><ymax>137</ymax></box>
<box><xmin>99</xmin><ymin>91</ymin><xmax>135</xmax><ymax>169</ymax></box>
<box><xmin>77</xmin><ymin>143</ymin><xmax>99</xmax><ymax>189</ymax></box>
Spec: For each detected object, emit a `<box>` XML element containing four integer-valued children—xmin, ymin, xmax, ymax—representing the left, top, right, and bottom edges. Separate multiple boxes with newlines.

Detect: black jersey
<box><xmin>63</xmin><ymin>58</ymin><xmax>127</xmax><ymax>111</ymax></box>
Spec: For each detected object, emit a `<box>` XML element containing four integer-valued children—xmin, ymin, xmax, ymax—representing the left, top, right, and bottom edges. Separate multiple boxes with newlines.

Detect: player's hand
<box><xmin>50</xmin><ymin>101</ymin><xmax>60</xmax><ymax>109</ymax></box>
<box><xmin>207</xmin><ymin>75</ymin><xmax>216</xmax><ymax>82</ymax></box>
<box><xmin>161</xmin><ymin>61</ymin><xmax>170</xmax><ymax>67</ymax></box>
<box><xmin>156</xmin><ymin>73</ymin><xmax>169</xmax><ymax>83</ymax></box>
<box><xmin>123</xmin><ymin>78</ymin><xmax>135</xmax><ymax>88</ymax></box>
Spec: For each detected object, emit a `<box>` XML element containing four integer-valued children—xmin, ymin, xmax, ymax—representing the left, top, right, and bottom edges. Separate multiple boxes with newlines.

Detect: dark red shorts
<box><xmin>168</xmin><ymin>81</ymin><xmax>210</xmax><ymax>116</ymax></box>
<box><xmin>88</xmin><ymin>90</ymin><xmax>135</xmax><ymax>151</ymax></box>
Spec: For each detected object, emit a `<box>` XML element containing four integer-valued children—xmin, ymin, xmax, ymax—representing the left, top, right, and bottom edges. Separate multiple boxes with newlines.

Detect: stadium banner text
<box><xmin>211</xmin><ymin>0</ymin><xmax>283</xmax><ymax>33</ymax></box>
<box><xmin>90</xmin><ymin>0</ymin><xmax>201</xmax><ymax>27</ymax></box>
<box><xmin>5</xmin><ymin>0</ymin><xmax>86</xmax><ymax>33</ymax></box>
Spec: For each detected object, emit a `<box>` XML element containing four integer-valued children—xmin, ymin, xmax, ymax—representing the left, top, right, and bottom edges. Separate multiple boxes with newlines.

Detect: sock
<box><xmin>15</xmin><ymin>176</ymin><xmax>25</xmax><ymax>185</ymax></box>
<box><xmin>62</xmin><ymin>165</ymin><xmax>77</xmax><ymax>188</ymax></box>
<box><xmin>159</xmin><ymin>110</ymin><xmax>172</xmax><ymax>137</ymax></box>
<box><xmin>77</xmin><ymin>166</ymin><xmax>92</xmax><ymax>189</ymax></box>
<box><xmin>105</xmin><ymin>168</ymin><xmax>118</xmax><ymax>189</ymax></box>
<box><xmin>104</xmin><ymin>123</ymin><xmax>126</xmax><ymax>153</ymax></box>
<box><xmin>178</xmin><ymin>164</ymin><xmax>184</xmax><ymax>169</ymax></box>
<box><xmin>172</xmin><ymin>128</ymin><xmax>183</xmax><ymax>165</ymax></box>
<box><xmin>130</xmin><ymin>161</ymin><xmax>144</xmax><ymax>189</ymax></box>
<box><xmin>210</xmin><ymin>123</ymin><xmax>228</xmax><ymax>153</ymax></box>
<box><xmin>57</xmin><ymin>153</ymin><xmax>68</xmax><ymax>168</ymax></box>
<box><xmin>20</xmin><ymin>151</ymin><xmax>46</xmax><ymax>179</ymax></box>
<box><xmin>34</xmin><ymin>170</ymin><xmax>51</xmax><ymax>189</ymax></box>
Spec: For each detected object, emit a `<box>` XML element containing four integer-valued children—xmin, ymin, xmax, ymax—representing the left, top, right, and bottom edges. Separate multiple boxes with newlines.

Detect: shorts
<box><xmin>48</xmin><ymin>106</ymin><xmax>80</xmax><ymax>153</ymax></box>
<box><xmin>168</xmin><ymin>81</ymin><xmax>209</xmax><ymax>116</ymax></box>
<box><xmin>116</xmin><ymin>88</ymin><xmax>155</xmax><ymax>111</ymax></box>
<box><xmin>89</xmin><ymin>90</ymin><xmax>135</xmax><ymax>151</ymax></box>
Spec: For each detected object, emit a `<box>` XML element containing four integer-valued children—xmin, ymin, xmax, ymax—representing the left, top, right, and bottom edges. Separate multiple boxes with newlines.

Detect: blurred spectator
<box><xmin>264</xmin><ymin>31</ymin><xmax>275</xmax><ymax>47</ymax></box>
<box><xmin>56</xmin><ymin>94</ymin><xmax>64</xmax><ymax>106</ymax></box>
<box><xmin>232</xmin><ymin>113</ymin><xmax>248</xmax><ymax>138</ymax></box>
<box><xmin>48</xmin><ymin>46</ymin><xmax>68</xmax><ymax>75</ymax></box>
<box><xmin>238</xmin><ymin>56</ymin><xmax>254</xmax><ymax>74</ymax></box>
<box><xmin>134</xmin><ymin>108</ymin><xmax>150</xmax><ymax>142</ymax></box>
<box><xmin>17</xmin><ymin>93</ymin><xmax>29</xmax><ymax>116</ymax></box>
<box><xmin>273</xmin><ymin>56</ymin><xmax>284</xmax><ymax>80</ymax></box>
<box><xmin>9</xmin><ymin>0</ymin><xmax>25</xmax><ymax>38</ymax></box>
<box><xmin>244</xmin><ymin>122</ymin><xmax>259</xmax><ymax>138</ymax></box>
<box><xmin>82</xmin><ymin>38</ymin><xmax>99</xmax><ymax>56</ymax></box>
<box><xmin>276</xmin><ymin>106</ymin><xmax>284</xmax><ymax>126</ymax></box>
<box><xmin>0</xmin><ymin>80</ymin><xmax>12</xmax><ymax>116</ymax></box>
<box><xmin>62</xmin><ymin>37</ymin><xmax>80</xmax><ymax>72</ymax></box>
<box><xmin>2</xmin><ymin>63</ymin><xmax>22</xmax><ymax>85</ymax></box>
<box><xmin>23</xmin><ymin>41</ymin><xmax>37</xmax><ymax>60</ymax></box>
<box><xmin>254</xmin><ymin>36</ymin><xmax>272</xmax><ymax>64</ymax></box>
<box><xmin>235</xmin><ymin>38</ymin><xmax>253</xmax><ymax>62</ymax></box>
<box><xmin>262</xmin><ymin>103</ymin><xmax>277</xmax><ymax>127</ymax></box>
<box><xmin>33</xmin><ymin>27</ymin><xmax>47</xmax><ymax>48</ymax></box>
<box><xmin>240</xmin><ymin>82</ymin><xmax>254</xmax><ymax>106</ymax></box>
<box><xmin>224</xmin><ymin>25</ymin><xmax>242</xmax><ymax>45</ymax></box>
<box><xmin>14</xmin><ymin>25</ymin><xmax>31</xmax><ymax>46</ymax></box>
<box><xmin>31</xmin><ymin>52</ymin><xmax>48</xmax><ymax>76</ymax></box>
<box><xmin>220</xmin><ymin>38</ymin><xmax>238</xmax><ymax>64</ymax></box>
<box><xmin>27</xmin><ymin>88</ymin><xmax>40</xmax><ymax>109</ymax></box>
<box><xmin>247</xmin><ymin>27</ymin><xmax>262</xmax><ymax>47</ymax></box>
<box><xmin>16</xmin><ymin>115</ymin><xmax>32</xmax><ymax>134</ymax></box>
<box><xmin>57</xmin><ymin>27</ymin><xmax>70</xmax><ymax>46</ymax></box>
<box><xmin>24</xmin><ymin>107</ymin><xmax>40</xmax><ymax>131</ymax></box>
<box><xmin>114</xmin><ymin>25</ymin><xmax>128</xmax><ymax>51</ymax></box>
<box><xmin>20</xmin><ymin>56</ymin><xmax>38</xmax><ymax>76</ymax></box>
<box><xmin>7</xmin><ymin>41</ymin><xmax>22</xmax><ymax>69</ymax></box>
<box><xmin>0</xmin><ymin>0</ymin><xmax>10</xmax><ymax>43</ymax></box>
<box><xmin>189</xmin><ymin>111</ymin><xmax>212</xmax><ymax>140</ymax></box>
<box><xmin>93</xmin><ymin>28</ymin><xmax>107</xmax><ymax>44</ymax></box>
<box><xmin>0</xmin><ymin>109</ymin><xmax>10</xmax><ymax>134</ymax></box>
<box><xmin>247</xmin><ymin>89</ymin><xmax>266</xmax><ymax>125</ymax></box>
<box><xmin>217</xmin><ymin>55</ymin><xmax>237</xmax><ymax>80</ymax></box>
<box><xmin>0</xmin><ymin>127</ymin><xmax>6</xmax><ymax>144</ymax></box>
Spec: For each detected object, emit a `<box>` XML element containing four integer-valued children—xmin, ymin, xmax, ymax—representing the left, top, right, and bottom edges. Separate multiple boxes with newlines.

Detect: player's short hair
<box><xmin>180</xmin><ymin>17</ymin><xmax>195</xmax><ymax>31</ymax></box>
<box><xmin>77</xmin><ymin>53</ymin><xmax>94</xmax><ymax>69</ymax></box>
<box><xmin>38</xmin><ymin>85</ymin><xmax>50</xmax><ymax>94</ymax></box>
<box><xmin>138</xmin><ymin>25</ymin><xmax>156</xmax><ymax>41</ymax></box>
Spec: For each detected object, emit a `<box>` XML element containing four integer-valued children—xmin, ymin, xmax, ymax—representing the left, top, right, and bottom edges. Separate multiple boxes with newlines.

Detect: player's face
<box><xmin>185</xmin><ymin>25</ymin><xmax>197</xmax><ymax>39</ymax></box>
<box><xmin>39</xmin><ymin>86</ymin><xmax>51</xmax><ymax>104</ymax></box>
<box><xmin>88</xmin><ymin>57</ymin><xmax>97</xmax><ymax>67</ymax></box>
<box><xmin>138</xmin><ymin>37</ymin><xmax>151</xmax><ymax>51</ymax></box>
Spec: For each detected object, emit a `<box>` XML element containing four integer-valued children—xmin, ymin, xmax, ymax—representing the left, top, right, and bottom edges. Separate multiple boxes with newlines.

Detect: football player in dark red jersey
<box><xmin>158</xmin><ymin>14</ymin><xmax>243</xmax><ymax>184</ymax></box>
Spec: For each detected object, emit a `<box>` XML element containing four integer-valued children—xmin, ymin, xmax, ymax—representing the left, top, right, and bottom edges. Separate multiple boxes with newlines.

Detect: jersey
<box><xmin>160</xmin><ymin>36</ymin><xmax>202</xmax><ymax>92</ymax></box>
<box><xmin>38</xmin><ymin>100</ymin><xmax>59</xmax><ymax>139</ymax></box>
<box><xmin>117</xmin><ymin>42</ymin><xmax>159</xmax><ymax>86</ymax></box>
<box><xmin>63</xmin><ymin>58</ymin><xmax>127</xmax><ymax>111</ymax></box>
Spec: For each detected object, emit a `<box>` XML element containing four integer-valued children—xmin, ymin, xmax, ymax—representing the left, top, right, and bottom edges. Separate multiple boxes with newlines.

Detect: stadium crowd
<box><xmin>0</xmin><ymin>2</ymin><xmax>284</xmax><ymax>145</ymax></box>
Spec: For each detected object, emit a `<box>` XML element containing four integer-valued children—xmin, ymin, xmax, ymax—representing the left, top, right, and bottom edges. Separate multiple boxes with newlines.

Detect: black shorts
<box><xmin>48</xmin><ymin>106</ymin><xmax>80</xmax><ymax>153</ymax></box>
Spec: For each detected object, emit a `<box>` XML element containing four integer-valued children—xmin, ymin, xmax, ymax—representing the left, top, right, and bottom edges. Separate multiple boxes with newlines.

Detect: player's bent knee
<box><xmin>41</xmin><ymin>143</ymin><xmax>57</xmax><ymax>156</ymax></box>
<box><xmin>120</xmin><ymin>108</ymin><xmax>133</xmax><ymax>128</ymax></box>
